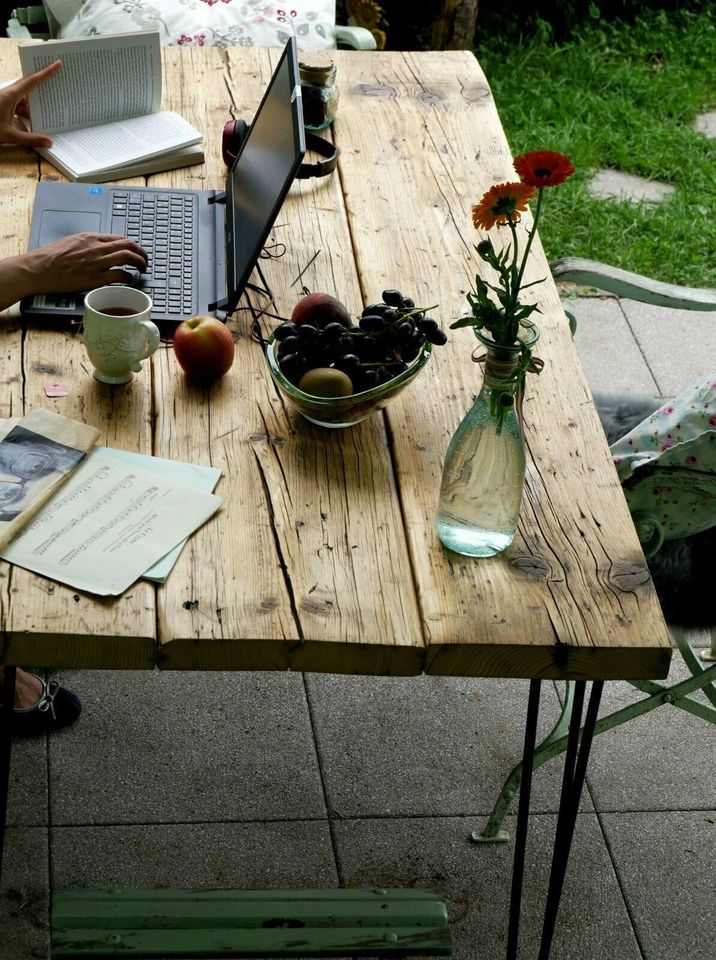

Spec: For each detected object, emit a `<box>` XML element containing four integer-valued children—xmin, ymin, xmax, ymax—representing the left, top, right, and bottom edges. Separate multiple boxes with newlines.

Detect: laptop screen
<box><xmin>225</xmin><ymin>38</ymin><xmax>306</xmax><ymax>313</ymax></box>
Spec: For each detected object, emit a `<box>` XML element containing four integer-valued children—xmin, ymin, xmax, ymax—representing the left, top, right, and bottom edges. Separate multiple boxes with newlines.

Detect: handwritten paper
<box><xmin>2</xmin><ymin>448</ymin><xmax>222</xmax><ymax>595</ymax></box>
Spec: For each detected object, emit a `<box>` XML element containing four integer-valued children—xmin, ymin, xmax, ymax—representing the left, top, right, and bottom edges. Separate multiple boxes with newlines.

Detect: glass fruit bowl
<box><xmin>265</xmin><ymin>338</ymin><xmax>433</xmax><ymax>428</ymax></box>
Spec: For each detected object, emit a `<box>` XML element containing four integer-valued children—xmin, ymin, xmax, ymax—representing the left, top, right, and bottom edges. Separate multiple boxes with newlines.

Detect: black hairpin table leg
<box><xmin>506</xmin><ymin>678</ymin><xmax>542</xmax><ymax>960</ymax></box>
<box><xmin>0</xmin><ymin>665</ymin><xmax>16</xmax><ymax>885</ymax></box>
<box><xmin>537</xmin><ymin>680</ymin><xmax>604</xmax><ymax>960</ymax></box>
<box><xmin>506</xmin><ymin>678</ymin><xmax>604</xmax><ymax>960</ymax></box>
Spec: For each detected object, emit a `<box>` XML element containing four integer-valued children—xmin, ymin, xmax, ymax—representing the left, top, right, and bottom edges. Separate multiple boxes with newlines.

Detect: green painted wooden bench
<box><xmin>52</xmin><ymin>888</ymin><xmax>452</xmax><ymax>958</ymax></box>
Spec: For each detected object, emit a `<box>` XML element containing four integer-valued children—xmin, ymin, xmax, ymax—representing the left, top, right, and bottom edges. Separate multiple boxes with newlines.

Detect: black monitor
<box><xmin>225</xmin><ymin>37</ymin><xmax>306</xmax><ymax>309</ymax></box>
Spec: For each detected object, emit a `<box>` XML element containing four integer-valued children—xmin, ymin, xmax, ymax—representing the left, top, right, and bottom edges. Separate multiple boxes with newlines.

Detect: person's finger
<box><xmin>88</xmin><ymin>239</ymin><xmax>148</xmax><ymax>270</ymax></box>
<box><xmin>5</xmin><ymin>127</ymin><xmax>53</xmax><ymax>148</ymax></box>
<box><xmin>11</xmin><ymin>60</ymin><xmax>62</xmax><ymax>97</ymax></box>
<box><xmin>92</xmin><ymin>269</ymin><xmax>134</xmax><ymax>288</ymax></box>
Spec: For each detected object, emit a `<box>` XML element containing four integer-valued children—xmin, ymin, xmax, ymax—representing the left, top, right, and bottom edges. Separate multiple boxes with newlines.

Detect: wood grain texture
<box><xmin>332</xmin><ymin>50</ymin><xmax>671</xmax><ymax>679</ymax></box>
<box><xmin>0</xmin><ymin>42</ymin><xmax>671</xmax><ymax>680</ymax></box>
<box><xmin>155</xmin><ymin>49</ymin><xmax>424</xmax><ymax>673</ymax></box>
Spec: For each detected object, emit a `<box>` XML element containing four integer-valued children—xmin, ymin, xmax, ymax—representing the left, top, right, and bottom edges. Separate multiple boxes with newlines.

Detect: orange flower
<box><xmin>472</xmin><ymin>181</ymin><xmax>536</xmax><ymax>230</ymax></box>
<box><xmin>513</xmin><ymin>150</ymin><xmax>575</xmax><ymax>187</ymax></box>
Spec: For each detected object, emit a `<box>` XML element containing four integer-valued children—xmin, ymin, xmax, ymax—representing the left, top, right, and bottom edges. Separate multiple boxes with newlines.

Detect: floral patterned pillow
<box><xmin>59</xmin><ymin>0</ymin><xmax>337</xmax><ymax>50</ymax></box>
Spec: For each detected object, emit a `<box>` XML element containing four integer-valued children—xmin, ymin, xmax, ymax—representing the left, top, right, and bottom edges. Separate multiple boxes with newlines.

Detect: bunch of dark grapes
<box><xmin>273</xmin><ymin>289</ymin><xmax>447</xmax><ymax>395</ymax></box>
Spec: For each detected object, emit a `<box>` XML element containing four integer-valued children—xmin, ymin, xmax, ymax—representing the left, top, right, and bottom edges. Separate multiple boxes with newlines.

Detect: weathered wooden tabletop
<box><xmin>0</xmin><ymin>42</ymin><xmax>672</xmax><ymax>681</ymax></box>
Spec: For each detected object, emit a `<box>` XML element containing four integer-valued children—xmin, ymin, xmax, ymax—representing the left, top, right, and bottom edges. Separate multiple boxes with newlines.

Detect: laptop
<box><xmin>21</xmin><ymin>38</ymin><xmax>306</xmax><ymax>330</ymax></box>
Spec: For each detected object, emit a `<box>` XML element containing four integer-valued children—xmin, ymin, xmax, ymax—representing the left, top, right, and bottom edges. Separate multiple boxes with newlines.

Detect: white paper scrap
<box><xmin>1</xmin><ymin>448</ymin><xmax>223</xmax><ymax>595</ymax></box>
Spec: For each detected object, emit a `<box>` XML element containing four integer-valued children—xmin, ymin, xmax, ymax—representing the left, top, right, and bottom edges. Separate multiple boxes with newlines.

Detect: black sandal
<box><xmin>5</xmin><ymin>678</ymin><xmax>82</xmax><ymax>737</ymax></box>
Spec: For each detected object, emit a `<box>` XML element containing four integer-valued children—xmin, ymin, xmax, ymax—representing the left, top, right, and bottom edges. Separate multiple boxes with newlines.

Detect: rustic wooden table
<box><xmin>0</xmin><ymin>41</ymin><xmax>671</xmax><ymax>959</ymax></box>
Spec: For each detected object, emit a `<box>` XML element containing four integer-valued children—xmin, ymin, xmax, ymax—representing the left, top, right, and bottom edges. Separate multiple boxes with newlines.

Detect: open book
<box><xmin>19</xmin><ymin>30</ymin><xmax>204</xmax><ymax>182</ymax></box>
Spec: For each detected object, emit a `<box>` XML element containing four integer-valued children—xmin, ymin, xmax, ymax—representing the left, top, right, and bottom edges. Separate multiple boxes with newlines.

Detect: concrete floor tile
<box><xmin>600</xmin><ymin>811</ymin><xmax>715</xmax><ymax>960</ymax></box>
<box><xmin>48</xmin><ymin>671</ymin><xmax>326</xmax><ymax>825</ymax></box>
<box><xmin>7</xmin><ymin>736</ymin><xmax>47</xmax><ymax>828</ymax></box>
<box><xmin>620</xmin><ymin>301</ymin><xmax>716</xmax><ymax>397</ymax></box>
<box><xmin>334</xmin><ymin>813</ymin><xmax>640</xmax><ymax>960</ymax></box>
<box><xmin>0</xmin><ymin>826</ymin><xmax>49</xmax><ymax>960</ymax></box>
<box><xmin>583</xmin><ymin>655</ymin><xmax>716</xmax><ymax>811</ymax></box>
<box><xmin>306</xmin><ymin>674</ymin><xmax>592</xmax><ymax>821</ymax></box>
<box><xmin>51</xmin><ymin>820</ymin><xmax>338</xmax><ymax>890</ymax></box>
<box><xmin>569</xmin><ymin>297</ymin><xmax>659</xmax><ymax>396</ymax></box>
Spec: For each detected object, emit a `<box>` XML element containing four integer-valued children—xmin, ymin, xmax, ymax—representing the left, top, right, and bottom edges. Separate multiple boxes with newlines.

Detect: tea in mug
<box><xmin>99</xmin><ymin>307</ymin><xmax>137</xmax><ymax>316</ymax></box>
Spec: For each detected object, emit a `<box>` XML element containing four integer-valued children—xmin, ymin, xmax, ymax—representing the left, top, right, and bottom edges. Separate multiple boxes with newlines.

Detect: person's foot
<box><xmin>1</xmin><ymin>667</ymin><xmax>82</xmax><ymax>736</ymax></box>
<box><xmin>12</xmin><ymin>667</ymin><xmax>44</xmax><ymax>708</ymax></box>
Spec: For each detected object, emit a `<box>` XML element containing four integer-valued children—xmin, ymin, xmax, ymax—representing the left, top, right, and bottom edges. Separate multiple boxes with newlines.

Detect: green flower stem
<box><xmin>514</xmin><ymin>187</ymin><xmax>543</xmax><ymax>298</ymax></box>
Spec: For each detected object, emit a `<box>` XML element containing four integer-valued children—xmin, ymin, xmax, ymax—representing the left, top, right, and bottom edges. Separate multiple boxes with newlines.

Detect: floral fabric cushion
<box><xmin>610</xmin><ymin>376</ymin><xmax>716</xmax><ymax>551</ymax></box>
<box><xmin>58</xmin><ymin>0</ymin><xmax>337</xmax><ymax>50</ymax></box>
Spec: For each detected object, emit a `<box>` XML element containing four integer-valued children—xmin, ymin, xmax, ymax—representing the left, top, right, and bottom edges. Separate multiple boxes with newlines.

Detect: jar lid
<box><xmin>299</xmin><ymin>52</ymin><xmax>336</xmax><ymax>83</ymax></box>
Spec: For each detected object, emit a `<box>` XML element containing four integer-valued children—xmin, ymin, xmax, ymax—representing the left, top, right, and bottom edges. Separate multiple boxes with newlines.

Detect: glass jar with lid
<box><xmin>299</xmin><ymin>53</ymin><xmax>339</xmax><ymax>131</ymax></box>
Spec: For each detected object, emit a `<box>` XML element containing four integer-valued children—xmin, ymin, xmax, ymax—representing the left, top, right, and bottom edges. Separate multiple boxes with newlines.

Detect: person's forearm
<box><xmin>0</xmin><ymin>254</ymin><xmax>39</xmax><ymax>311</ymax></box>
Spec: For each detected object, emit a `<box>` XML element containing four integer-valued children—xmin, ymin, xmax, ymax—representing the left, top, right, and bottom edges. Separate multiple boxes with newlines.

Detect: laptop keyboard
<box><xmin>110</xmin><ymin>190</ymin><xmax>196</xmax><ymax>317</ymax></box>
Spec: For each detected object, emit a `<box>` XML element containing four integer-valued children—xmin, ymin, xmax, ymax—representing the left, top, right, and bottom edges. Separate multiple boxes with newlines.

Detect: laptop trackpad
<box><xmin>39</xmin><ymin>210</ymin><xmax>102</xmax><ymax>244</ymax></box>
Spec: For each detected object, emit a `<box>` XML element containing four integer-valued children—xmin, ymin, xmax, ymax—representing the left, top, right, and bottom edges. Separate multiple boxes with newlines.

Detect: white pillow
<box><xmin>58</xmin><ymin>0</ymin><xmax>337</xmax><ymax>50</ymax></box>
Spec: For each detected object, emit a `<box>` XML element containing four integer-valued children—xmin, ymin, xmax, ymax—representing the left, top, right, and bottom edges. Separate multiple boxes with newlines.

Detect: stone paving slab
<box><xmin>47</xmin><ymin>670</ymin><xmax>327</xmax><ymax>825</ymax></box>
<box><xmin>334</xmin><ymin>813</ymin><xmax>641</xmax><ymax>960</ymax></box>
<box><xmin>50</xmin><ymin>820</ymin><xmax>338</xmax><ymax>890</ymax></box>
<box><xmin>600</xmin><ymin>811</ymin><xmax>716</xmax><ymax>960</ymax></box>
<box><xmin>694</xmin><ymin>111</ymin><xmax>716</xmax><ymax>138</ymax></box>
<box><xmin>0</xmin><ymin>826</ymin><xmax>49</xmax><ymax>960</ymax></box>
<box><xmin>6</xmin><ymin>734</ymin><xmax>47</xmax><ymax>828</ymax></box>
<box><xmin>620</xmin><ymin>300</ymin><xmax>716</xmax><ymax>397</ymax></box>
<box><xmin>569</xmin><ymin>297</ymin><xmax>660</xmax><ymax>396</ymax></box>
<box><xmin>581</xmin><ymin>655</ymin><xmax>716</xmax><ymax>812</ymax></box>
<box><xmin>588</xmin><ymin>169</ymin><xmax>675</xmax><ymax>204</ymax></box>
<box><xmin>305</xmin><ymin>674</ymin><xmax>593</xmax><ymax>820</ymax></box>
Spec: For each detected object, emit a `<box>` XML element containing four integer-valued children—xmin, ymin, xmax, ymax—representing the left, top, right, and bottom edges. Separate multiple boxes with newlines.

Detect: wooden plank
<box><xmin>154</xmin><ymin>47</ymin><xmax>425</xmax><ymax>674</ymax></box>
<box><xmin>53</xmin><ymin>888</ymin><xmax>451</xmax><ymax>958</ymax></box>
<box><xmin>0</xmin><ymin>176</ymin><xmax>156</xmax><ymax>668</ymax></box>
<box><xmin>332</xmin><ymin>50</ymin><xmax>671</xmax><ymax>680</ymax></box>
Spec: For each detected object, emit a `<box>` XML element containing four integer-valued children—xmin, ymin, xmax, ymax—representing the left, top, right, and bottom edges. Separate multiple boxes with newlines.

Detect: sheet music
<box><xmin>2</xmin><ymin>448</ymin><xmax>222</xmax><ymax>595</ymax></box>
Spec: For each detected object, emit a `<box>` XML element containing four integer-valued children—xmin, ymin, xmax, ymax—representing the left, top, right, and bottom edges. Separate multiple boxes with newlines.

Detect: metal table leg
<box><xmin>0</xmin><ymin>665</ymin><xmax>16</xmax><ymax>885</ymax></box>
<box><xmin>506</xmin><ymin>678</ymin><xmax>542</xmax><ymax>960</ymax></box>
<box><xmin>537</xmin><ymin>680</ymin><xmax>603</xmax><ymax>960</ymax></box>
<box><xmin>506</xmin><ymin>679</ymin><xmax>604</xmax><ymax>960</ymax></box>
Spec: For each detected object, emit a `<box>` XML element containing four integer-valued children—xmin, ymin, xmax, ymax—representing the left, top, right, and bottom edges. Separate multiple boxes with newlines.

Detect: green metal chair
<box><xmin>51</xmin><ymin>888</ymin><xmax>452</xmax><ymax>958</ymax></box>
<box><xmin>475</xmin><ymin>258</ymin><xmax>716</xmax><ymax>843</ymax></box>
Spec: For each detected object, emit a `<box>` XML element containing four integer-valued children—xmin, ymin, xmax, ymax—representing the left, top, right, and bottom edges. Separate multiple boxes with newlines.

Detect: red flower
<box><xmin>513</xmin><ymin>150</ymin><xmax>575</xmax><ymax>187</ymax></box>
<box><xmin>472</xmin><ymin>181</ymin><xmax>536</xmax><ymax>230</ymax></box>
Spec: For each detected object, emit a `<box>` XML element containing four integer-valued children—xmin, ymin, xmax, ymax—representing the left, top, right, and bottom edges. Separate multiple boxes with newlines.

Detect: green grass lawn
<box><xmin>476</xmin><ymin>6</ymin><xmax>716</xmax><ymax>287</ymax></box>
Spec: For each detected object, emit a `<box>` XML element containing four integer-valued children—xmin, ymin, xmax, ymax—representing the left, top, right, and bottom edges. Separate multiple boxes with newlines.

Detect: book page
<box><xmin>41</xmin><ymin>110</ymin><xmax>202</xmax><ymax>177</ymax></box>
<box><xmin>19</xmin><ymin>31</ymin><xmax>162</xmax><ymax>134</ymax></box>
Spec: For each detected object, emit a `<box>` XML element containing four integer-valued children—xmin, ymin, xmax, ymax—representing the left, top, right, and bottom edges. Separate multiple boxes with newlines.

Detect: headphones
<box><xmin>222</xmin><ymin>119</ymin><xmax>339</xmax><ymax>178</ymax></box>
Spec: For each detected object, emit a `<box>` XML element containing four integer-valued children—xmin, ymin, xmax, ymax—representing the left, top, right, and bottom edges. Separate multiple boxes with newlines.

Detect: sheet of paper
<box><xmin>94</xmin><ymin>447</ymin><xmax>221</xmax><ymax>583</ymax></box>
<box><xmin>1</xmin><ymin>448</ymin><xmax>222</xmax><ymax>596</ymax></box>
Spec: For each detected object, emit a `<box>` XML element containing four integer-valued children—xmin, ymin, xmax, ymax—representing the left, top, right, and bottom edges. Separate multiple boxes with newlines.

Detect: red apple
<box><xmin>173</xmin><ymin>316</ymin><xmax>235</xmax><ymax>383</ymax></box>
<box><xmin>291</xmin><ymin>292</ymin><xmax>351</xmax><ymax>328</ymax></box>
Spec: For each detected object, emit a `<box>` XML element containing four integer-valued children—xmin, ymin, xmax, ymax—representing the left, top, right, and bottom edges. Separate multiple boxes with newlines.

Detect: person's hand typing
<box><xmin>21</xmin><ymin>233</ymin><xmax>148</xmax><ymax>293</ymax></box>
<box><xmin>0</xmin><ymin>60</ymin><xmax>62</xmax><ymax>148</ymax></box>
<box><xmin>0</xmin><ymin>234</ymin><xmax>149</xmax><ymax>310</ymax></box>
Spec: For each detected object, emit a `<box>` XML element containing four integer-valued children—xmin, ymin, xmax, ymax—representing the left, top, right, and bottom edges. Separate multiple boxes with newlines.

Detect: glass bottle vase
<box><xmin>436</xmin><ymin>331</ymin><xmax>537</xmax><ymax>558</ymax></box>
